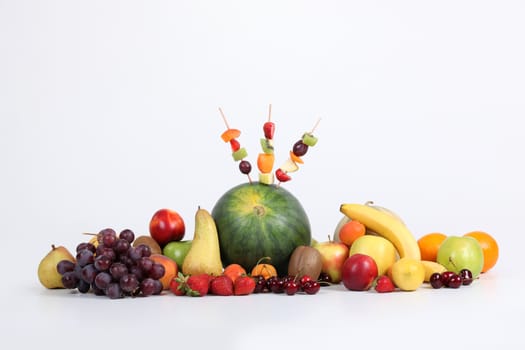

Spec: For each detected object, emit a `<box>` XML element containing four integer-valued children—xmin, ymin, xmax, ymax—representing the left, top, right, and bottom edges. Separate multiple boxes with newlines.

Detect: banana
<box><xmin>339</xmin><ymin>203</ymin><xmax>421</xmax><ymax>260</ymax></box>
<box><xmin>421</xmin><ymin>260</ymin><xmax>447</xmax><ymax>282</ymax></box>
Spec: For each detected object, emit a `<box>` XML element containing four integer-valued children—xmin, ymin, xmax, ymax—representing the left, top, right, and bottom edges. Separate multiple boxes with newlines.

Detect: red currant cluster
<box><xmin>252</xmin><ymin>274</ymin><xmax>327</xmax><ymax>295</ymax></box>
<box><xmin>429</xmin><ymin>269</ymin><xmax>473</xmax><ymax>289</ymax></box>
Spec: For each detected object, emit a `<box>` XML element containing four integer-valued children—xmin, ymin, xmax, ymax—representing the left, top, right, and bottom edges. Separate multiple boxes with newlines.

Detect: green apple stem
<box><xmin>448</xmin><ymin>256</ymin><xmax>458</xmax><ymax>269</ymax></box>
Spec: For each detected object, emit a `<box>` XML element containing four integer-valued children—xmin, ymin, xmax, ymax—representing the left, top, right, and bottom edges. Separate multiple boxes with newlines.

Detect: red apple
<box><xmin>341</xmin><ymin>253</ymin><xmax>378</xmax><ymax>291</ymax></box>
<box><xmin>313</xmin><ymin>237</ymin><xmax>349</xmax><ymax>283</ymax></box>
<box><xmin>149</xmin><ymin>208</ymin><xmax>185</xmax><ymax>247</ymax></box>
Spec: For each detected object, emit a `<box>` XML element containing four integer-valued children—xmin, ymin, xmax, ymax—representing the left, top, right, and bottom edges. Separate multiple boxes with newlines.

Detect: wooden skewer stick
<box><xmin>268</xmin><ymin>103</ymin><xmax>272</xmax><ymax>122</ymax></box>
<box><xmin>310</xmin><ymin>117</ymin><xmax>321</xmax><ymax>134</ymax></box>
<box><xmin>218</xmin><ymin>107</ymin><xmax>230</xmax><ymax>129</ymax></box>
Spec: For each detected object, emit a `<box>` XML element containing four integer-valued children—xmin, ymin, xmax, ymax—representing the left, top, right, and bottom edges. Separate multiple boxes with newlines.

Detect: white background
<box><xmin>1</xmin><ymin>0</ymin><xmax>524</xmax><ymax>348</ymax></box>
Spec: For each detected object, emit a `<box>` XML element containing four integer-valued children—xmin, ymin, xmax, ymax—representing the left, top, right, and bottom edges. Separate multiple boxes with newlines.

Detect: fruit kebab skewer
<box><xmin>258</xmin><ymin>104</ymin><xmax>276</xmax><ymax>185</ymax></box>
<box><xmin>218</xmin><ymin>107</ymin><xmax>253</xmax><ymax>183</ymax></box>
<box><xmin>275</xmin><ymin>118</ymin><xmax>320</xmax><ymax>185</ymax></box>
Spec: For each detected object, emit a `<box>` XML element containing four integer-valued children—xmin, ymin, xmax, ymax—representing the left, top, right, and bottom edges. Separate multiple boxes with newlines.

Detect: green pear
<box><xmin>182</xmin><ymin>207</ymin><xmax>223</xmax><ymax>276</ymax></box>
<box><xmin>37</xmin><ymin>244</ymin><xmax>75</xmax><ymax>289</ymax></box>
<box><xmin>163</xmin><ymin>240</ymin><xmax>192</xmax><ymax>270</ymax></box>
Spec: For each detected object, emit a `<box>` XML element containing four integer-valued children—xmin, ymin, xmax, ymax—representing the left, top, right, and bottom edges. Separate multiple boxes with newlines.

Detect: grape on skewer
<box><xmin>275</xmin><ymin>118</ymin><xmax>321</xmax><ymax>185</ymax></box>
<box><xmin>218</xmin><ymin>107</ymin><xmax>252</xmax><ymax>183</ymax></box>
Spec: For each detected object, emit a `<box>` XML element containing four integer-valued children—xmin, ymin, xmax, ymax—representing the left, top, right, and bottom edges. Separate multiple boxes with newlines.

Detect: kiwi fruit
<box><xmin>132</xmin><ymin>235</ymin><xmax>162</xmax><ymax>255</ymax></box>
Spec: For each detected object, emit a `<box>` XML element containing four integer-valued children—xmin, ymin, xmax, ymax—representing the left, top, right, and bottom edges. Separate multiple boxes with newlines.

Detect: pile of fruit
<box><xmin>37</xmin><ymin>106</ymin><xmax>499</xmax><ymax>298</ymax></box>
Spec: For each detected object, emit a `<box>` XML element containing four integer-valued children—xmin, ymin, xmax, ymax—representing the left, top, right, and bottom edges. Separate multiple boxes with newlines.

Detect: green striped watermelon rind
<box><xmin>211</xmin><ymin>182</ymin><xmax>312</xmax><ymax>275</ymax></box>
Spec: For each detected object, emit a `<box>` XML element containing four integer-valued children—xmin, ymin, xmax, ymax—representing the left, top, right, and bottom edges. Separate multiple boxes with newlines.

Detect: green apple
<box><xmin>349</xmin><ymin>235</ymin><xmax>397</xmax><ymax>276</ymax></box>
<box><xmin>436</xmin><ymin>236</ymin><xmax>484</xmax><ymax>278</ymax></box>
<box><xmin>162</xmin><ymin>240</ymin><xmax>192</xmax><ymax>270</ymax></box>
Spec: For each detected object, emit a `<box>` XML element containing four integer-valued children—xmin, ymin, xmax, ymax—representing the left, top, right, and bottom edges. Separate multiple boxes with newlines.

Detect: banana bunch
<box><xmin>339</xmin><ymin>202</ymin><xmax>421</xmax><ymax>260</ymax></box>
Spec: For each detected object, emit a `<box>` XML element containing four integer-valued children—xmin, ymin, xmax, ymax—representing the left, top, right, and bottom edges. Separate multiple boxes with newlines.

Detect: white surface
<box><xmin>1</xmin><ymin>1</ymin><xmax>524</xmax><ymax>348</ymax></box>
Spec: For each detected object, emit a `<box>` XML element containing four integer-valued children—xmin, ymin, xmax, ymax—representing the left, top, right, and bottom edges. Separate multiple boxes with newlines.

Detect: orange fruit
<box><xmin>464</xmin><ymin>231</ymin><xmax>499</xmax><ymax>273</ymax></box>
<box><xmin>339</xmin><ymin>220</ymin><xmax>366</xmax><ymax>247</ymax></box>
<box><xmin>150</xmin><ymin>254</ymin><xmax>179</xmax><ymax>290</ymax></box>
<box><xmin>223</xmin><ymin>263</ymin><xmax>247</xmax><ymax>283</ymax></box>
<box><xmin>417</xmin><ymin>233</ymin><xmax>447</xmax><ymax>262</ymax></box>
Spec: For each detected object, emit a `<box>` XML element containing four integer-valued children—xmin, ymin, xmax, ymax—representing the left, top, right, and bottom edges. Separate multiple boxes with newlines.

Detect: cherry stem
<box><xmin>218</xmin><ymin>107</ymin><xmax>230</xmax><ymax>129</ymax></box>
<box><xmin>309</xmin><ymin>117</ymin><xmax>321</xmax><ymax>134</ymax></box>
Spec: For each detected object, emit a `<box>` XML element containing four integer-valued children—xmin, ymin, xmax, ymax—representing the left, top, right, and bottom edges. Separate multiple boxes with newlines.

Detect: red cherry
<box><xmin>302</xmin><ymin>281</ymin><xmax>320</xmax><ymax>295</ymax></box>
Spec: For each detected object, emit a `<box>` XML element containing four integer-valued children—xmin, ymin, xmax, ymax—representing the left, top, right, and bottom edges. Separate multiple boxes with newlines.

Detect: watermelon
<box><xmin>211</xmin><ymin>182</ymin><xmax>311</xmax><ymax>275</ymax></box>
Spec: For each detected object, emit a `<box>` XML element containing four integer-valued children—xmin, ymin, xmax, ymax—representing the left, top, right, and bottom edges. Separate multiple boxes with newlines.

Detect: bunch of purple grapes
<box><xmin>56</xmin><ymin>228</ymin><xmax>165</xmax><ymax>299</ymax></box>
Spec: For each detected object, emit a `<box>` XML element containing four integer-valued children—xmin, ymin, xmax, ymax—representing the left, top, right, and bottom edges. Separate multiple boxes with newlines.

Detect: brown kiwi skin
<box><xmin>287</xmin><ymin>245</ymin><xmax>323</xmax><ymax>281</ymax></box>
<box><xmin>132</xmin><ymin>235</ymin><xmax>162</xmax><ymax>255</ymax></box>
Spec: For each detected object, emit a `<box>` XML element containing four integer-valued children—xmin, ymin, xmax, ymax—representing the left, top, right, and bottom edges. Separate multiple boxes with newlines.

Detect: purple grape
<box><xmin>101</xmin><ymin>231</ymin><xmax>117</xmax><ymax>248</ymax></box>
<box><xmin>94</xmin><ymin>255</ymin><xmax>112</xmax><ymax>271</ymax></box>
<box><xmin>129</xmin><ymin>265</ymin><xmax>145</xmax><ymax>282</ymax></box>
<box><xmin>98</xmin><ymin>228</ymin><xmax>116</xmax><ymax>240</ymax></box>
<box><xmin>239</xmin><ymin>160</ymin><xmax>252</xmax><ymax>174</ymax></box>
<box><xmin>106</xmin><ymin>283</ymin><xmax>123</xmax><ymax>299</ymax></box>
<box><xmin>120</xmin><ymin>273</ymin><xmax>139</xmax><ymax>294</ymax></box>
<box><xmin>148</xmin><ymin>263</ymin><xmax>165</xmax><ymax>280</ymax></box>
<box><xmin>77</xmin><ymin>279</ymin><xmax>91</xmax><ymax>293</ymax></box>
<box><xmin>94</xmin><ymin>272</ymin><xmax>112</xmax><ymax>290</ymax></box>
<box><xmin>113</xmin><ymin>239</ymin><xmax>130</xmax><ymax>255</ymax></box>
<box><xmin>76</xmin><ymin>249</ymin><xmax>95</xmax><ymax>267</ymax></box>
<box><xmin>56</xmin><ymin>260</ymin><xmax>76</xmax><ymax>275</ymax></box>
<box><xmin>96</xmin><ymin>246</ymin><xmax>116</xmax><ymax>261</ymax></box>
<box><xmin>109</xmin><ymin>262</ymin><xmax>128</xmax><ymax>281</ymax></box>
<box><xmin>127</xmin><ymin>247</ymin><xmax>142</xmax><ymax>262</ymax></box>
<box><xmin>292</xmin><ymin>140</ymin><xmax>308</xmax><ymax>156</ymax></box>
<box><xmin>140</xmin><ymin>278</ymin><xmax>156</xmax><ymax>296</ymax></box>
<box><xmin>152</xmin><ymin>280</ymin><xmax>163</xmax><ymax>295</ymax></box>
<box><xmin>80</xmin><ymin>264</ymin><xmax>98</xmax><ymax>284</ymax></box>
<box><xmin>136</xmin><ymin>244</ymin><xmax>152</xmax><ymax>258</ymax></box>
<box><xmin>119</xmin><ymin>229</ymin><xmax>135</xmax><ymax>243</ymax></box>
<box><xmin>137</xmin><ymin>257</ymin><xmax>154</xmax><ymax>273</ymax></box>
<box><xmin>119</xmin><ymin>255</ymin><xmax>134</xmax><ymax>268</ymax></box>
<box><xmin>61</xmin><ymin>271</ymin><xmax>79</xmax><ymax>289</ymax></box>
<box><xmin>76</xmin><ymin>242</ymin><xmax>96</xmax><ymax>253</ymax></box>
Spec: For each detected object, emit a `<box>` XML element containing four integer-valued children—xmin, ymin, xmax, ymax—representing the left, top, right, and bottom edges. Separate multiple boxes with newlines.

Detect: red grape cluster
<box><xmin>429</xmin><ymin>269</ymin><xmax>473</xmax><ymax>289</ymax></box>
<box><xmin>252</xmin><ymin>274</ymin><xmax>325</xmax><ymax>295</ymax></box>
<box><xmin>56</xmin><ymin>228</ymin><xmax>165</xmax><ymax>299</ymax></box>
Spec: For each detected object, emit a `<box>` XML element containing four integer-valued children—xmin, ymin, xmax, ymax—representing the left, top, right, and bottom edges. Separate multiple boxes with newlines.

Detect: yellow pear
<box><xmin>182</xmin><ymin>207</ymin><xmax>223</xmax><ymax>276</ymax></box>
<box><xmin>37</xmin><ymin>244</ymin><xmax>76</xmax><ymax>289</ymax></box>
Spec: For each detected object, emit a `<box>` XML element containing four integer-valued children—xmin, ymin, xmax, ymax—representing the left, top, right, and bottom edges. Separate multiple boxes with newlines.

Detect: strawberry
<box><xmin>186</xmin><ymin>274</ymin><xmax>211</xmax><ymax>297</ymax></box>
<box><xmin>169</xmin><ymin>275</ymin><xmax>186</xmax><ymax>296</ymax></box>
<box><xmin>234</xmin><ymin>275</ymin><xmax>256</xmax><ymax>295</ymax></box>
<box><xmin>374</xmin><ymin>275</ymin><xmax>395</xmax><ymax>293</ymax></box>
<box><xmin>210</xmin><ymin>275</ymin><xmax>234</xmax><ymax>296</ymax></box>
